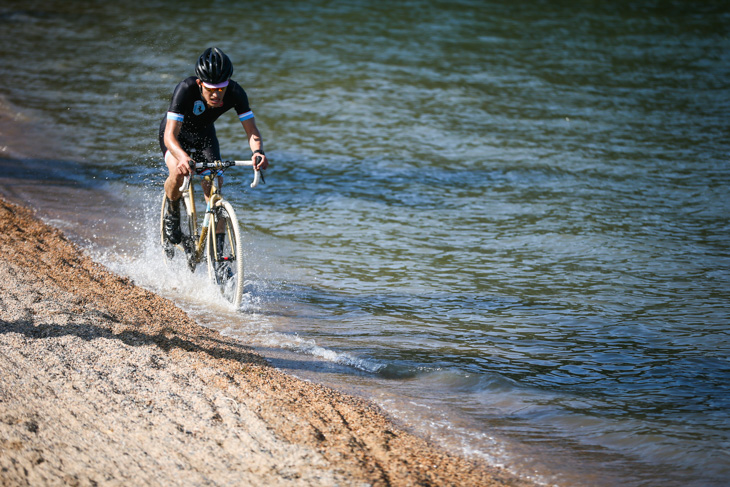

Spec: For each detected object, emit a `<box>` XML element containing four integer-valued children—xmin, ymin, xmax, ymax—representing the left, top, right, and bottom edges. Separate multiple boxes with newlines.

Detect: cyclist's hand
<box><xmin>177</xmin><ymin>158</ymin><xmax>193</xmax><ymax>176</ymax></box>
<box><xmin>253</xmin><ymin>153</ymin><xmax>268</xmax><ymax>171</ymax></box>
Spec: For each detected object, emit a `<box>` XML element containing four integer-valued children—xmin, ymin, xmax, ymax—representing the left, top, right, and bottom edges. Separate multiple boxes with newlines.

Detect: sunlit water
<box><xmin>1</xmin><ymin>1</ymin><xmax>729</xmax><ymax>485</ymax></box>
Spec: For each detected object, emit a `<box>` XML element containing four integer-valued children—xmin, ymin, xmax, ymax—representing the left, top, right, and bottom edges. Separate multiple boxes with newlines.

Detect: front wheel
<box><xmin>206</xmin><ymin>200</ymin><xmax>245</xmax><ymax>307</ymax></box>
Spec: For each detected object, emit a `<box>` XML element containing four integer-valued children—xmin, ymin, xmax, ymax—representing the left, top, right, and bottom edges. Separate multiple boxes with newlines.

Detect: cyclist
<box><xmin>159</xmin><ymin>47</ymin><xmax>268</xmax><ymax>245</ymax></box>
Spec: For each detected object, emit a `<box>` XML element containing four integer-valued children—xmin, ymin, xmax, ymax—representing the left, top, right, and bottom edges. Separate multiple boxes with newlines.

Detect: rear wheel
<box><xmin>206</xmin><ymin>200</ymin><xmax>244</xmax><ymax>307</ymax></box>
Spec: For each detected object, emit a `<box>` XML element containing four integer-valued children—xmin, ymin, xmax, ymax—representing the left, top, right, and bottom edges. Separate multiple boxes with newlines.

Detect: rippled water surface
<box><xmin>1</xmin><ymin>1</ymin><xmax>729</xmax><ymax>485</ymax></box>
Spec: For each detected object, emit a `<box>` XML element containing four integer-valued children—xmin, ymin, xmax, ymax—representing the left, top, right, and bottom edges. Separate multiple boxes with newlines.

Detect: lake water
<box><xmin>1</xmin><ymin>1</ymin><xmax>729</xmax><ymax>485</ymax></box>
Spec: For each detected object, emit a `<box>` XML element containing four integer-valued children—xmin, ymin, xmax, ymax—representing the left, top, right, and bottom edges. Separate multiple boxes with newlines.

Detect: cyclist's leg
<box><xmin>164</xmin><ymin>151</ymin><xmax>187</xmax><ymax>202</ymax></box>
<box><xmin>159</xmin><ymin>121</ymin><xmax>189</xmax><ymax>202</ymax></box>
<box><xmin>162</xmin><ymin>151</ymin><xmax>184</xmax><ymax>245</ymax></box>
<box><xmin>159</xmin><ymin>129</ymin><xmax>192</xmax><ymax>244</ymax></box>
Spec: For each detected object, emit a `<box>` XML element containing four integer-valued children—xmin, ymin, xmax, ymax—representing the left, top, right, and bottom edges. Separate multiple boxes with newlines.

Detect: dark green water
<box><xmin>1</xmin><ymin>1</ymin><xmax>729</xmax><ymax>485</ymax></box>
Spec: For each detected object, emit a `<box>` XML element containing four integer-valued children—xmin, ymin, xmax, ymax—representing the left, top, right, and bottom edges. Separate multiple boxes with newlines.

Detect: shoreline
<box><xmin>0</xmin><ymin>195</ymin><xmax>533</xmax><ymax>486</ymax></box>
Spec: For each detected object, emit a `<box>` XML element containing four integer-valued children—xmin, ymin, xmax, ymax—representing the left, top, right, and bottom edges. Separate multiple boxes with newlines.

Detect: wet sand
<box><xmin>0</xmin><ymin>195</ymin><xmax>533</xmax><ymax>486</ymax></box>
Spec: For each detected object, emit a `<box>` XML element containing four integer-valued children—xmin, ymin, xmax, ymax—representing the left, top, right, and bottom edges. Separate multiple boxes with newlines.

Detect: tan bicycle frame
<box><xmin>183</xmin><ymin>174</ymin><xmax>224</xmax><ymax>266</ymax></box>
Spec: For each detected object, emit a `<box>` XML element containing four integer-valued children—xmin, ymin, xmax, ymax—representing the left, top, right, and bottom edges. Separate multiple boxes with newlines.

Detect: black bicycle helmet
<box><xmin>195</xmin><ymin>47</ymin><xmax>233</xmax><ymax>84</ymax></box>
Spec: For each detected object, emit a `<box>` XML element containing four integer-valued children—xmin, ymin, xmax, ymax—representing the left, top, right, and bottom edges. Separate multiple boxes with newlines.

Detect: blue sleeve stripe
<box><xmin>238</xmin><ymin>111</ymin><xmax>254</xmax><ymax>122</ymax></box>
<box><xmin>167</xmin><ymin>112</ymin><xmax>184</xmax><ymax>122</ymax></box>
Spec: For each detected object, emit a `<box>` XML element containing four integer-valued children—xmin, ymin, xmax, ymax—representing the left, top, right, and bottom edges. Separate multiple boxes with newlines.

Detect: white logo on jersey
<box><xmin>193</xmin><ymin>100</ymin><xmax>205</xmax><ymax>116</ymax></box>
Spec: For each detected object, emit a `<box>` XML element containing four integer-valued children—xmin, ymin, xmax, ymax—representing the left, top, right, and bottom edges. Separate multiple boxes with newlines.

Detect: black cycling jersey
<box><xmin>158</xmin><ymin>76</ymin><xmax>254</xmax><ymax>162</ymax></box>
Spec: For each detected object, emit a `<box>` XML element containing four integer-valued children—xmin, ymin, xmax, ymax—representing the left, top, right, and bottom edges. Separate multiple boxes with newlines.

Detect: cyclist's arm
<box><xmin>241</xmin><ymin>117</ymin><xmax>269</xmax><ymax>171</ymax></box>
<box><xmin>164</xmin><ymin>118</ymin><xmax>193</xmax><ymax>176</ymax></box>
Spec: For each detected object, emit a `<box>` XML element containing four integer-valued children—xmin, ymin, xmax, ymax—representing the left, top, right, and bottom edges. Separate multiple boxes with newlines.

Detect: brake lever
<box><xmin>254</xmin><ymin>155</ymin><xmax>265</xmax><ymax>186</ymax></box>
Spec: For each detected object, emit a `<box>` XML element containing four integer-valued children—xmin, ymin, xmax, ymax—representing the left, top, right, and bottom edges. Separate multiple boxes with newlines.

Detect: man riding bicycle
<box><xmin>159</xmin><ymin>47</ymin><xmax>269</xmax><ymax>245</ymax></box>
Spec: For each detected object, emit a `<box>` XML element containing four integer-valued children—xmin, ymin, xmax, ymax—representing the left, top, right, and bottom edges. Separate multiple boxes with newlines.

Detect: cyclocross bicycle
<box><xmin>160</xmin><ymin>159</ymin><xmax>262</xmax><ymax>308</ymax></box>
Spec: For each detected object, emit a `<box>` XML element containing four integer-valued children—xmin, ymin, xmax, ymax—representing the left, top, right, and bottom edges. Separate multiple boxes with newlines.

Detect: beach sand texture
<box><xmin>0</xmin><ymin>196</ymin><xmax>532</xmax><ymax>486</ymax></box>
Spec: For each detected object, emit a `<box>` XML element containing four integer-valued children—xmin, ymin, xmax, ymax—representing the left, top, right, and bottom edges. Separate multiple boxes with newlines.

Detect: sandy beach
<box><xmin>0</xmin><ymin>195</ymin><xmax>532</xmax><ymax>486</ymax></box>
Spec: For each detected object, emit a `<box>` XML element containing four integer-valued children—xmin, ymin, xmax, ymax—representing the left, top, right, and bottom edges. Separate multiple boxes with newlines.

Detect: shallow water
<box><xmin>1</xmin><ymin>1</ymin><xmax>729</xmax><ymax>485</ymax></box>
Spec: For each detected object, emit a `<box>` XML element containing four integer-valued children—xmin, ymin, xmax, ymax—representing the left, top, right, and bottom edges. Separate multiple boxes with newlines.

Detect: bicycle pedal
<box><xmin>186</xmin><ymin>254</ymin><xmax>197</xmax><ymax>272</ymax></box>
<box><xmin>181</xmin><ymin>237</ymin><xmax>197</xmax><ymax>272</ymax></box>
<box><xmin>181</xmin><ymin>236</ymin><xmax>193</xmax><ymax>254</ymax></box>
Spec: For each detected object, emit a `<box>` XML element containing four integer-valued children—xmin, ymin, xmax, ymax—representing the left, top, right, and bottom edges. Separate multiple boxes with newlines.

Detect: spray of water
<box><xmin>89</xmin><ymin>183</ymin><xmax>388</xmax><ymax>377</ymax></box>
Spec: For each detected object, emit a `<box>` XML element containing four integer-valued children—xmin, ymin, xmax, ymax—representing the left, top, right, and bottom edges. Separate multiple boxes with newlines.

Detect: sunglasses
<box><xmin>203</xmin><ymin>85</ymin><xmax>226</xmax><ymax>93</ymax></box>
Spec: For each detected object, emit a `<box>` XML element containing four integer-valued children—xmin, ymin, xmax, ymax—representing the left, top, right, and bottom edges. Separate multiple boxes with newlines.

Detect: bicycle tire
<box><xmin>206</xmin><ymin>200</ymin><xmax>244</xmax><ymax>307</ymax></box>
<box><xmin>159</xmin><ymin>191</ymin><xmax>195</xmax><ymax>265</ymax></box>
